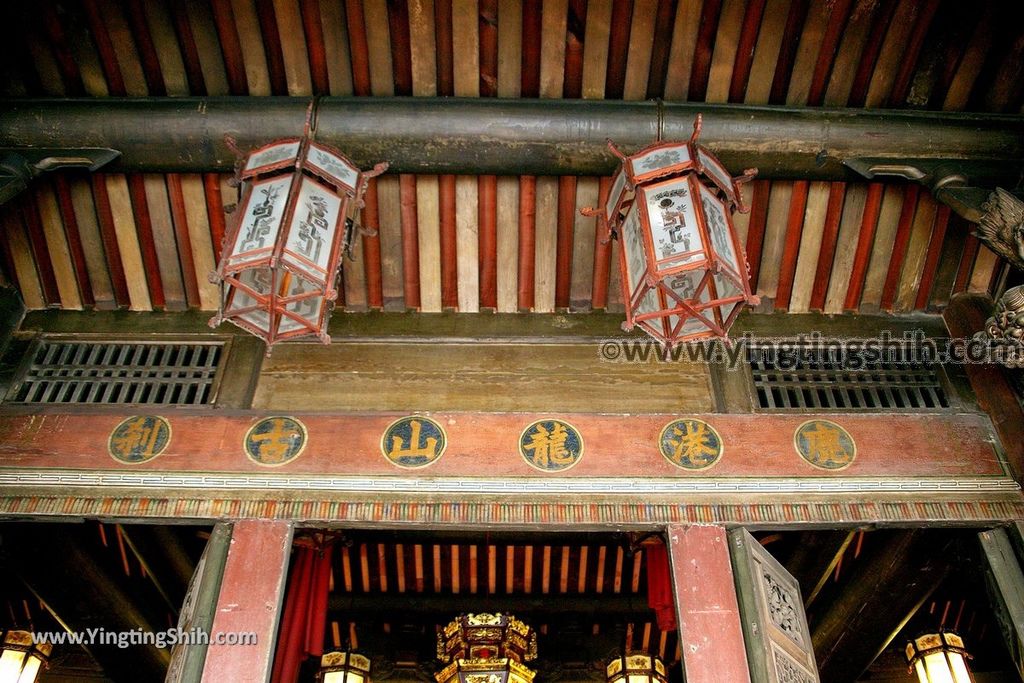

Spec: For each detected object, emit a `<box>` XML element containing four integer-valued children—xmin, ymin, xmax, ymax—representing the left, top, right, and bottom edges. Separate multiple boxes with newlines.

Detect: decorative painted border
<box><xmin>0</xmin><ymin>493</ymin><xmax>1019</xmax><ymax>527</ymax></box>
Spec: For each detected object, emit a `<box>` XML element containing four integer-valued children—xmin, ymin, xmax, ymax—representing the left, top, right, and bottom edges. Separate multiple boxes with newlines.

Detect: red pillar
<box><xmin>666</xmin><ymin>524</ymin><xmax>751</xmax><ymax>683</ymax></box>
<box><xmin>202</xmin><ymin>520</ymin><xmax>294</xmax><ymax>683</ymax></box>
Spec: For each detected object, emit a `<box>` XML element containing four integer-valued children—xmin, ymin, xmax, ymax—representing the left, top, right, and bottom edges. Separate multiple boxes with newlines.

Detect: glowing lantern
<box><xmin>586</xmin><ymin>115</ymin><xmax>759</xmax><ymax>345</ymax></box>
<box><xmin>906</xmin><ymin>632</ymin><xmax>975</xmax><ymax>683</ymax></box>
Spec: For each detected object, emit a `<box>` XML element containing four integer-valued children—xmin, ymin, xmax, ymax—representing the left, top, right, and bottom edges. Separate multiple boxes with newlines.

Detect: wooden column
<box><xmin>666</xmin><ymin>524</ymin><xmax>751</xmax><ymax>683</ymax></box>
<box><xmin>201</xmin><ymin>520</ymin><xmax>294</xmax><ymax>683</ymax></box>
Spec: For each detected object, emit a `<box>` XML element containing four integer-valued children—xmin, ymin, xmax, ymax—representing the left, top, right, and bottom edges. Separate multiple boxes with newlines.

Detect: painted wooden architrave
<box><xmin>730</xmin><ymin>527</ymin><xmax>820</xmax><ymax>683</ymax></box>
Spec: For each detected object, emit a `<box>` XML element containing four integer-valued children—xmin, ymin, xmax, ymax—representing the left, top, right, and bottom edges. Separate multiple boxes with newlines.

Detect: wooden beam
<box><xmin>784</xmin><ymin>529</ymin><xmax>856</xmax><ymax>608</ymax></box>
<box><xmin>201</xmin><ymin>520</ymin><xmax>293</xmax><ymax>682</ymax></box>
<box><xmin>978</xmin><ymin>527</ymin><xmax>1024</xmax><ymax>679</ymax></box>
<box><xmin>667</xmin><ymin>525</ymin><xmax>750</xmax><ymax>683</ymax></box>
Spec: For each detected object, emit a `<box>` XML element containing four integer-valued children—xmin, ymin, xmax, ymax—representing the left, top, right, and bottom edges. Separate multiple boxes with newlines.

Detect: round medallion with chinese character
<box><xmin>658</xmin><ymin>418</ymin><xmax>723</xmax><ymax>470</ymax></box>
<box><xmin>380</xmin><ymin>416</ymin><xmax>447</xmax><ymax>468</ymax></box>
<box><xmin>244</xmin><ymin>416</ymin><xmax>307</xmax><ymax>467</ymax></box>
<box><xmin>108</xmin><ymin>415</ymin><xmax>171</xmax><ymax>464</ymax></box>
<box><xmin>794</xmin><ymin>419</ymin><xmax>856</xmax><ymax>470</ymax></box>
<box><xmin>518</xmin><ymin>419</ymin><xmax>584</xmax><ymax>472</ymax></box>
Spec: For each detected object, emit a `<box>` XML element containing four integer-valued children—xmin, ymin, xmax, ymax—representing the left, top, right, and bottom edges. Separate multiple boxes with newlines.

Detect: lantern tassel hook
<box><xmin>690</xmin><ymin>114</ymin><xmax>703</xmax><ymax>143</ymax></box>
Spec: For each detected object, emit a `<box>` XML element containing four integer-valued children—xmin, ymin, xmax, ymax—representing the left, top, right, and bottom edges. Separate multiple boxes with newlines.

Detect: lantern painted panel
<box><xmin>280</xmin><ymin>176</ymin><xmax>345</xmax><ymax>283</ymax></box>
<box><xmin>585</xmin><ymin>114</ymin><xmax>758</xmax><ymax>345</ymax></box>
<box><xmin>226</xmin><ymin>176</ymin><xmax>293</xmax><ymax>271</ymax></box>
<box><xmin>307</xmin><ymin>142</ymin><xmax>361</xmax><ymax>192</ymax></box>
<box><xmin>243</xmin><ymin>140</ymin><xmax>301</xmax><ymax>177</ymax></box>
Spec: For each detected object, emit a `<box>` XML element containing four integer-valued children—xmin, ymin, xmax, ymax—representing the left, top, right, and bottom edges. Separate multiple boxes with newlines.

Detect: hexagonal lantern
<box><xmin>585</xmin><ymin>115</ymin><xmax>760</xmax><ymax>345</ymax></box>
<box><xmin>209</xmin><ymin>132</ymin><xmax>386</xmax><ymax>351</ymax></box>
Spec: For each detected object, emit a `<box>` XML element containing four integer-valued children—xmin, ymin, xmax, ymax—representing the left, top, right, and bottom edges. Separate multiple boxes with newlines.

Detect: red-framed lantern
<box><xmin>586</xmin><ymin>115</ymin><xmax>760</xmax><ymax>345</ymax></box>
<box><xmin>209</xmin><ymin>129</ymin><xmax>386</xmax><ymax>350</ymax></box>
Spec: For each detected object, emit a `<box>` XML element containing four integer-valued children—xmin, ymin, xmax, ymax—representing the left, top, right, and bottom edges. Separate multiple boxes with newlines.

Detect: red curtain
<box><xmin>271</xmin><ymin>544</ymin><xmax>333</xmax><ymax>683</ymax></box>
<box><xmin>645</xmin><ymin>543</ymin><xmax>676</xmax><ymax>632</ymax></box>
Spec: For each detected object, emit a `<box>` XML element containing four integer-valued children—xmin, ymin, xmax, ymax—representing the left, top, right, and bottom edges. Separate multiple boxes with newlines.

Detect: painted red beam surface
<box><xmin>0</xmin><ymin>411</ymin><xmax>1007</xmax><ymax>481</ymax></box>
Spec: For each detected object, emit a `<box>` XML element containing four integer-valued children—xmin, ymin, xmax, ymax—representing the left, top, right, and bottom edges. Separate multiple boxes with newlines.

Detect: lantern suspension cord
<box><xmin>305</xmin><ymin>96</ymin><xmax>325</xmax><ymax>142</ymax></box>
<box><xmin>655</xmin><ymin>99</ymin><xmax>665</xmax><ymax>142</ymax></box>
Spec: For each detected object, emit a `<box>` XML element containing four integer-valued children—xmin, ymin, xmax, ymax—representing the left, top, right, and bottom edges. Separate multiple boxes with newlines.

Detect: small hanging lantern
<box><xmin>584</xmin><ymin>115</ymin><xmax>759</xmax><ymax>345</ymax></box>
<box><xmin>0</xmin><ymin>630</ymin><xmax>50</xmax><ymax>683</ymax></box>
<box><xmin>209</xmin><ymin>112</ymin><xmax>387</xmax><ymax>351</ymax></box>
<box><xmin>316</xmin><ymin>651</ymin><xmax>371</xmax><ymax>683</ymax></box>
<box><xmin>906</xmin><ymin>632</ymin><xmax>975</xmax><ymax>683</ymax></box>
<box><xmin>435</xmin><ymin>613</ymin><xmax>537</xmax><ymax>683</ymax></box>
<box><xmin>605</xmin><ymin>653</ymin><xmax>668</xmax><ymax>683</ymax></box>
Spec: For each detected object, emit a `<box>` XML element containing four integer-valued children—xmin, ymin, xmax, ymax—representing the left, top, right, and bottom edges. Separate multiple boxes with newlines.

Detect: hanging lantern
<box><xmin>435</xmin><ymin>613</ymin><xmax>537</xmax><ymax>683</ymax></box>
<box><xmin>0</xmin><ymin>630</ymin><xmax>50</xmax><ymax>683</ymax></box>
<box><xmin>906</xmin><ymin>632</ymin><xmax>975</xmax><ymax>683</ymax></box>
<box><xmin>209</xmin><ymin>121</ymin><xmax>387</xmax><ymax>351</ymax></box>
<box><xmin>317</xmin><ymin>651</ymin><xmax>371</xmax><ymax>683</ymax></box>
<box><xmin>605</xmin><ymin>653</ymin><xmax>668</xmax><ymax>683</ymax></box>
<box><xmin>585</xmin><ymin>114</ymin><xmax>759</xmax><ymax>345</ymax></box>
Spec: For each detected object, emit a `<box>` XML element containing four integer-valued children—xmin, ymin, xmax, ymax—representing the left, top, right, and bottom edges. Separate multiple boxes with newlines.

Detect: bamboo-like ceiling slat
<box><xmin>0</xmin><ymin>0</ymin><xmax>1017</xmax><ymax>315</ymax></box>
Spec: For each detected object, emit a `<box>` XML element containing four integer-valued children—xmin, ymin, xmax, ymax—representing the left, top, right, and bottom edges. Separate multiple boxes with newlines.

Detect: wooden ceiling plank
<box><xmin>320</xmin><ymin>0</ymin><xmax>355</xmax><ymax>95</ymax></box>
<box><xmin>496</xmin><ymin>0</ymin><xmax>523</xmax><ymax>97</ymax></box>
<box><xmin>331</xmin><ymin>621</ymin><xmax>341</xmax><ymax>648</ymax></box>
<box><xmin>165</xmin><ymin>174</ymin><xmax>201</xmax><ymax>309</ymax></box>
<box><xmin>580</xmin><ymin>0</ymin><xmax>611</xmax><ymax>99</ymax></box>
<box><xmin>808</xmin><ymin>181</ymin><xmax>846</xmax><ymax>311</ymax></box>
<box><xmin>630</xmin><ymin>549</ymin><xmax>642</xmax><ymax>593</ymax></box>
<box><xmin>62</xmin><ymin>2</ymin><xmax>109</xmax><ymax>96</ymax></box>
<box><xmin>480</xmin><ymin>0</ymin><xmax>498</xmax><ymax>96</ymax></box>
<box><xmin>83</xmin><ymin>0</ymin><xmax>127</xmax><ymax>95</ymax></box>
<box><xmin>570</xmin><ymin>178</ymin><xmax>598</xmax><ymax>310</ymax></box>
<box><xmin>823</xmin><ymin>183</ymin><xmax>866</xmax><ymax>314</ymax></box>
<box><xmin>753</xmin><ymin>181</ymin><xmax>791</xmax><ymax>304</ymax></box>
<box><xmin>373</xmin><ymin>177</ymin><xmax>404</xmax><ymax>310</ymax></box>
<box><xmin>767</xmin><ymin>0</ymin><xmax>807</xmax><ymax>104</ymax></box>
<box><xmin>169</xmin><ymin>0</ymin><xmax>208</xmax><ymax>94</ymax></box>
<box><xmin>345</xmin><ymin>0</ymin><xmax>372</xmax><ymax>95</ymax></box>
<box><xmin>456</xmin><ymin>175</ymin><xmax>480</xmax><ymax>312</ymax></box>
<box><xmin>886</xmin><ymin>0</ymin><xmax>939</xmax><ymax>108</ymax></box>
<box><xmin>342</xmin><ymin>193</ymin><xmax>370</xmax><ymax>311</ymax></box>
<box><xmin>349</xmin><ymin>623</ymin><xmax>358</xmax><ymax>649</ymax></box>
<box><xmin>361</xmin><ymin>180</ymin><xmax>385</xmax><ymax>309</ymax></box>
<box><xmin>178</xmin><ymin>174</ymin><xmax>219</xmax><ymax>310</ymax></box>
<box><xmin>101</xmin><ymin>0</ymin><xmax>150</xmax><ymax>96</ymax></box>
<box><xmin>773</xmin><ymin>180</ymin><xmax>808</xmax><ymax>310</ymax></box>
<box><xmin>433</xmin><ymin>544</ymin><xmax>442</xmax><ymax>592</ymax></box>
<box><xmin>469</xmin><ymin>545</ymin><xmax>479</xmax><ymax>594</ymax></box>
<box><xmin>842</xmin><ymin>182</ymin><xmax>881</xmax><ymax>312</ymax></box>
<box><xmin>270</xmin><ymin>0</ymin><xmax>313</xmax><ymax>95</ymax></box>
<box><xmin>726</xmin><ymin>0</ymin><xmax>766</xmax><ymax>103</ymax></box>
<box><xmin>641</xmin><ymin>622</ymin><xmax>652</xmax><ymax>651</ymax></box>
<box><xmin>40</xmin><ymin>2</ymin><xmax>85</xmax><ymax>95</ymax></box>
<box><xmin>451</xmin><ymin>544</ymin><xmax>461</xmax><ymax>594</ymax></box>
<box><xmin>742</xmin><ymin>180</ymin><xmax>770</xmax><ymax>293</ymax></box>
<box><xmin>542</xmin><ymin>545</ymin><xmax>552</xmax><ymax>594</ymax></box>
<box><xmin>144</xmin><ymin>0</ymin><xmax>190</xmax><ymax>95</ymax></box>
<box><xmin>607</xmin><ymin>236</ymin><xmax>623</xmax><ymax>311</ymax></box>
<box><xmin>942</xmin><ymin>4</ymin><xmax>994</xmax><ymax>111</ymax></box>
<box><xmin>562</xmin><ymin>0</ymin><xmax>584</xmax><ymax>97</ymax></box>
<box><xmin>602</xmin><ymin>0</ymin><xmax>631</xmax><ymax>99</ymax></box>
<box><xmin>210</xmin><ymin>0</ymin><xmax>248</xmax><ymax>95</ymax></box>
<box><xmin>591</xmin><ymin>177</ymin><xmax>613</xmax><ymax>309</ymax></box>
<box><xmin>622</xmin><ymin>0</ymin><xmax>657</xmax><ymax>101</ymax></box>
<box><xmin>743</xmin><ymin>0</ymin><xmax>788</xmax><ymax>105</ymax></box>
<box><xmin>377</xmin><ymin>543</ymin><xmax>389</xmax><ymax>592</ymax></box>
<box><xmin>859</xmin><ymin>184</ymin><xmax>903</xmax><ymax>311</ymax></box>
<box><xmin>0</xmin><ymin>212</ymin><xmax>44</xmax><ymax>310</ymax></box>
<box><xmin>577</xmin><ymin>545</ymin><xmax>588</xmax><ymax>593</ymax></box>
<box><xmin>417</xmin><ymin>175</ymin><xmax>443</xmax><ymax>312</ymax></box>
<box><xmin>517</xmin><ymin>176</ymin><xmax>536</xmax><ymax>310</ymax></box>
<box><xmin>862</xmin><ymin>0</ymin><xmax>917</xmax><ymax>108</ymax></box>
<box><xmin>541</xmin><ymin>0</ymin><xmax>568</xmax><ymax>98</ymax></box>
<box><xmin>413</xmin><ymin>544</ymin><xmax>424</xmax><ymax>592</ymax></box>
<box><xmin>68</xmin><ymin>178</ymin><xmax>115</xmax><ymax>308</ymax></box>
<box><xmin>142</xmin><ymin>175</ymin><xmax>187</xmax><ymax>311</ymax></box>
<box><xmin>558</xmin><ymin>545</ymin><xmax>570</xmax><ymax>593</ymax></box>
<box><xmin>25</xmin><ymin>19</ymin><xmax>66</xmax><ymax>97</ymax></box>
<box><xmin>19</xmin><ymin>193</ymin><xmax>61</xmax><ymax>307</ymax></box>
<box><xmin>253</xmin><ymin>0</ymin><xmax>288</xmax><ymax>94</ymax></box>
<box><xmin>523</xmin><ymin>545</ymin><xmax>533</xmax><ymax>593</ymax></box>
<box><xmin>104</xmin><ymin>175</ymin><xmax>153</xmax><ymax>311</ymax></box>
<box><xmin>822</xmin><ymin>0</ymin><xmax>873</xmax><ymax>107</ymax></box>
<box><xmin>488</xmin><ymin>545</ymin><xmax>497</xmax><ymax>594</ymax></box>
<box><xmin>894</xmin><ymin>194</ymin><xmax>939</xmax><ymax>312</ymax></box>
<box><xmin>496</xmin><ymin>176</ymin><xmax>520</xmax><ymax>312</ymax></box>
<box><xmin>395</xmin><ymin>543</ymin><xmax>407</xmax><ymax>593</ymax></box>
<box><xmin>505</xmin><ymin>545</ymin><xmax>515</xmax><ymax>593</ymax></box>
<box><xmin>595</xmin><ymin>545</ymin><xmax>607</xmax><ymax>594</ymax></box>
<box><xmin>479</xmin><ymin>175</ymin><xmax>498</xmax><ymax>310</ymax></box>
<box><xmin>52</xmin><ymin>177</ymin><xmax>94</xmax><ymax>307</ymax></box>
<box><xmin>436</xmin><ymin>0</ymin><xmax>455</xmax><ymax>95</ymax></box>
<box><xmin>704</xmin><ymin>0</ymin><xmax>745</xmax><ymax>103</ymax></box>
<box><xmin>359</xmin><ymin>543</ymin><xmax>371</xmax><ymax>592</ymax></box>
<box><xmin>533</xmin><ymin>177</ymin><xmax>558</xmax><ymax>312</ymax></box>
<box><xmin>363</xmin><ymin>0</ymin><xmax>395</xmax><ymax>95</ymax></box>
<box><xmin>301</xmin><ymin>0</ymin><xmax>332</xmax><ymax>95</ymax></box>
<box><xmin>879</xmin><ymin>185</ymin><xmax>920</xmax><ymax>312</ymax></box>
<box><xmin>952</xmin><ymin>232</ymin><xmax>979</xmax><ymax>296</ymax></box>
<box><xmin>125</xmin><ymin>175</ymin><xmax>165</xmax><ymax>309</ymax></box>
<box><xmin>968</xmin><ymin>245</ymin><xmax>999</xmax><ymax>295</ymax></box>
<box><xmin>927</xmin><ymin>211</ymin><xmax>966</xmax><ymax>310</ymax></box>
<box><xmin>784</xmin><ymin>0</ymin><xmax>829</xmax><ymax>105</ymax></box>
<box><xmin>399</xmin><ymin>175</ymin><xmax>423</xmax><ymax>309</ymax></box>
<box><xmin>36</xmin><ymin>182</ymin><xmax>83</xmax><ymax>310</ymax></box>
<box><xmin>805</xmin><ymin>0</ymin><xmax>852</xmax><ymax>106</ymax></box>
<box><xmin>342</xmin><ymin>545</ymin><xmax>353</xmax><ymax>591</ymax></box>
<box><xmin>554</xmin><ymin>176</ymin><xmax>576</xmax><ymax>309</ymax></box>
<box><xmin>123</xmin><ymin>0</ymin><xmax>166</xmax><ymax>95</ymax></box>
<box><xmin>687</xmin><ymin>0</ymin><xmax>721</xmax><ymax>101</ymax></box>
<box><xmin>845</xmin><ymin>0</ymin><xmax>896</xmax><ymax>108</ymax></box>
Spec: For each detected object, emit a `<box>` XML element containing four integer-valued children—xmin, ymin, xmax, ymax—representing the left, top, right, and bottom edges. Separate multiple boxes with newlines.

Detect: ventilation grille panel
<box><xmin>9</xmin><ymin>340</ymin><xmax>224</xmax><ymax>405</ymax></box>
<box><xmin>748</xmin><ymin>345</ymin><xmax>950</xmax><ymax>411</ymax></box>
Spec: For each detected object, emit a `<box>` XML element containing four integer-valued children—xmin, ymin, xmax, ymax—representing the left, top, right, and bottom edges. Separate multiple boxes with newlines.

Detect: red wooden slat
<box><xmin>439</xmin><ymin>174</ymin><xmax>458</xmax><ymax>309</ymax></box>
<box><xmin>203</xmin><ymin>173</ymin><xmax>228</xmax><ymax>261</ymax></box>
<box><xmin>846</xmin><ymin>0</ymin><xmax>897</xmax><ymax>107</ymax></box>
<box><xmin>591</xmin><ymin>177</ymin><xmax>612</xmax><ymax>309</ymax></box>
<box><xmin>478</xmin><ymin>175</ymin><xmax>498</xmax><ymax>309</ymax></box>
<box><xmin>744</xmin><ymin>180</ymin><xmax>770</xmax><ymax>292</ymax></box>
<box><xmin>53</xmin><ymin>176</ymin><xmax>95</xmax><ymax>307</ymax></box>
<box><xmin>386</xmin><ymin>0</ymin><xmax>413</xmax><ymax>96</ymax></box>
<box><xmin>645</xmin><ymin>0</ymin><xmax>677</xmax><ymax>99</ymax></box>
<box><xmin>520</xmin><ymin>0</ymin><xmax>542</xmax><ymax>98</ymax></box>
<box><xmin>886</xmin><ymin>0</ymin><xmax>940</xmax><ymax>107</ymax></box>
<box><xmin>479</xmin><ymin>0</ymin><xmax>499</xmax><ymax>97</ymax></box>
<box><xmin>563</xmin><ymin>0</ymin><xmax>586</xmax><ymax>98</ymax></box>
<box><xmin>915</xmin><ymin>204</ymin><xmax>950</xmax><ymax>311</ymax></box>
<box><xmin>41</xmin><ymin>1</ymin><xmax>86</xmax><ymax>95</ymax></box>
<box><xmin>436</xmin><ymin>0</ymin><xmax>455</xmax><ymax>96</ymax></box>
<box><xmin>805</xmin><ymin>0</ymin><xmax>853</xmax><ymax>107</ymax></box>
<box><xmin>952</xmin><ymin>231</ymin><xmax>980</xmax><ymax>295</ymax></box>
<box><xmin>170</xmin><ymin>0</ymin><xmax>208</xmax><ymax>95</ymax></box>
<box><xmin>166</xmin><ymin>174</ymin><xmax>202</xmax><ymax>309</ymax></box>
<box><xmin>728</xmin><ymin>0</ymin><xmax>767</xmax><ymax>103</ymax></box>
<box><xmin>91</xmin><ymin>175</ymin><xmax>131</xmax><ymax>308</ymax></box>
<box><xmin>398</xmin><ymin>174</ymin><xmax>421</xmax><ymax>309</ymax></box>
<box><xmin>362</xmin><ymin>179</ymin><xmax>384</xmax><ymax>309</ymax></box>
<box><xmin>688</xmin><ymin>0</ymin><xmax>724</xmax><ymax>101</ymax></box>
<box><xmin>768</xmin><ymin>0</ymin><xmax>809</xmax><ymax>105</ymax></box>
<box><xmin>124</xmin><ymin>0</ymin><xmax>167</xmax><ymax>95</ymax></box>
<box><xmin>774</xmin><ymin>180</ymin><xmax>809</xmax><ymax>311</ymax></box>
<box><xmin>604</xmin><ymin>0</ymin><xmax>633</xmax><ymax>100</ymax></box>
<box><xmin>83</xmin><ymin>0</ymin><xmax>127</xmax><ymax>96</ymax></box>
<box><xmin>126</xmin><ymin>174</ymin><xmax>166</xmax><ymax>309</ymax></box>
<box><xmin>255</xmin><ymin>0</ymin><xmax>289</xmax><ymax>95</ymax></box>
<box><xmin>211</xmin><ymin>0</ymin><xmax>250</xmax><ymax>95</ymax></box>
<box><xmin>880</xmin><ymin>185</ymin><xmax>919</xmax><ymax>311</ymax></box>
<box><xmin>809</xmin><ymin>182</ymin><xmax>846</xmax><ymax>310</ymax></box>
<box><xmin>555</xmin><ymin>176</ymin><xmax>577</xmax><ymax>309</ymax></box>
<box><xmin>300</xmin><ymin>0</ymin><xmax>332</xmax><ymax>95</ymax></box>
<box><xmin>20</xmin><ymin>194</ymin><xmax>60</xmax><ymax>306</ymax></box>
<box><xmin>518</xmin><ymin>176</ymin><xmax>537</xmax><ymax>311</ymax></box>
<box><xmin>345</xmin><ymin>0</ymin><xmax>372</xmax><ymax>96</ymax></box>
<box><xmin>843</xmin><ymin>182</ymin><xmax>883</xmax><ymax>311</ymax></box>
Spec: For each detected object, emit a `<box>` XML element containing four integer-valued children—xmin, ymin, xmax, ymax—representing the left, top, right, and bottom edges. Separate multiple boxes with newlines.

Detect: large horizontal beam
<box><xmin>2</xmin><ymin>98</ymin><xmax>1023</xmax><ymax>180</ymax></box>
